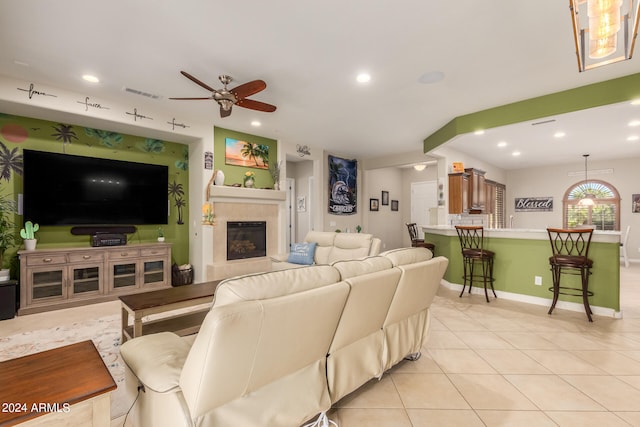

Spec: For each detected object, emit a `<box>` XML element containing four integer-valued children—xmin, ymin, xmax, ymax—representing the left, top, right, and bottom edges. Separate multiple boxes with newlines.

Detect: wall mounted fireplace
<box><xmin>226</xmin><ymin>221</ymin><xmax>267</xmax><ymax>261</ymax></box>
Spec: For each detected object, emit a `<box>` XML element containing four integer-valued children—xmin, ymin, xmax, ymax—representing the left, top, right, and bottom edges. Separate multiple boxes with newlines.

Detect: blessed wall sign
<box><xmin>515</xmin><ymin>197</ymin><xmax>553</xmax><ymax>212</ymax></box>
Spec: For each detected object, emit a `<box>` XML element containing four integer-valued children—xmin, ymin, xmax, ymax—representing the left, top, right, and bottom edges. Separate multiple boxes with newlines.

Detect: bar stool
<box><xmin>406</xmin><ymin>223</ymin><xmax>435</xmax><ymax>252</ymax></box>
<box><xmin>454</xmin><ymin>225</ymin><xmax>496</xmax><ymax>302</ymax></box>
<box><xmin>546</xmin><ymin>227</ymin><xmax>594</xmax><ymax>322</ymax></box>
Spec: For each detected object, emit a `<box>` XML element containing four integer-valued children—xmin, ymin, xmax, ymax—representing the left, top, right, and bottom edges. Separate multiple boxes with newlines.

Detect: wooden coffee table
<box><xmin>119</xmin><ymin>280</ymin><xmax>221</xmax><ymax>342</ymax></box>
<box><xmin>0</xmin><ymin>340</ymin><xmax>116</xmax><ymax>427</ymax></box>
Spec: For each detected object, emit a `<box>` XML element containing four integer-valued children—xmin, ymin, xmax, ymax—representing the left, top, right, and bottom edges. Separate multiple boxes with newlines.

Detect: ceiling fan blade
<box><xmin>169</xmin><ymin>97</ymin><xmax>212</xmax><ymax>100</ymax></box>
<box><xmin>220</xmin><ymin>105</ymin><xmax>232</xmax><ymax>118</ymax></box>
<box><xmin>236</xmin><ymin>98</ymin><xmax>277</xmax><ymax>112</ymax></box>
<box><xmin>180</xmin><ymin>71</ymin><xmax>216</xmax><ymax>92</ymax></box>
<box><xmin>231</xmin><ymin>80</ymin><xmax>266</xmax><ymax>100</ymax></box>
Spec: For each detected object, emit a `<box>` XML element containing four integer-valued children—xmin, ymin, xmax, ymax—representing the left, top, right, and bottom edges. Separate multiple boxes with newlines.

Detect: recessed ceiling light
<box><xmin>82</xmin><ymin>74</ymin><xmax>100</xmax><ymax>83</ymax></box>
<box><xmin>628</xmin><ymin>120</ymin><xmax>640</xmax><ymax>127</ymax></box>
<box><xmin>628</xmin><ymin>135</ymin><xmax>639</xmax><ymax>141</ymax></box>
<box><xmin>251</xmin><ymin>121</ymin><xmax>261</xmax><ymax>127</ymax></box>
<box><xmin>497</xmin><ymin>141</ymin><xmax>507</xmax><ymax>147</ymax></box>
<box><xmin>418</xmin><ymin>71</ymin><xmax>445</xmax><ymax>84</ymax></box>
<box><xmin>554</xmin><ymin>131</ymin><xmax>566</xmax><ymax>138</ymax></box>
<box><xmin>356</xmin><ymin>73</ymin><xmax>371</xmax><ymax>83</ymax></box>
<box><xmin>474</xmin><ymin>130</ymin><xmax>485</xmax><ymax>136</ymax></box>
<box><xmin>512</xmin><ymin>151</ymin><xmax>521</xmax><ymax>156</ymax></box>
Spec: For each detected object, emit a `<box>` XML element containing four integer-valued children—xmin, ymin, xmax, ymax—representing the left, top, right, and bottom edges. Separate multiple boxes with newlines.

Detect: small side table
<box><xmin>119</xmin><ymin>280</ymin><xmax>220</xmax><ymax>342</ymax></box>
<box><xmin>0</xmin><ymin>340</ymin><xmax>116</xmax><ymax>426</ymax></box>
<box><xmin>0</xmin><ymin>279</ymin><xmax>19</xmax><ymax>320</ymax></box>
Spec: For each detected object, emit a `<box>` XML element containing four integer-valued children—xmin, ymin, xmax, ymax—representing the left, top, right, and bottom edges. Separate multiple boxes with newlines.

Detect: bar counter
<box><xmin>423</xmin><ymin>226</ymin><xmax>621</xmax><ymax>317</ymax></box>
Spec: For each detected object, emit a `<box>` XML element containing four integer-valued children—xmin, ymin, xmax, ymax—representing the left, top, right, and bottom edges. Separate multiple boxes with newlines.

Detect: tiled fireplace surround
<box><xmin>207</xmin><ymin>187</ymin><xmax>285</xmax><ymax>280</ymax></box>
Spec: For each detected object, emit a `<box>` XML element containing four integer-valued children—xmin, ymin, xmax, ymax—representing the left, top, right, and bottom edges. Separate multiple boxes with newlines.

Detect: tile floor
<box><xmin>4</xmin><ymin>263</ymin><xmax>639</xmax><ymax>427</ymax></box>
<box><xmin>329</xmin><ymin>263</ymin><xmax>640</xmax><ymax>426</ymax></box>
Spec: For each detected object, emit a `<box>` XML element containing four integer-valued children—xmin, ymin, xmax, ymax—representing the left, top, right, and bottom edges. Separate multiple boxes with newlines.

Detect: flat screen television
<box><xmin>23</xmin><ymin>150</ymin><xmax>169</xmax><ymax>226</ymax></box>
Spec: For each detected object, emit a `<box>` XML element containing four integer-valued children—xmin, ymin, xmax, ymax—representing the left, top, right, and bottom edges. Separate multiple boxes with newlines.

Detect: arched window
<box><xmin>563</xmin><ymin>179</ymin><xmax>620</xmax><ymax>230</ymax></box>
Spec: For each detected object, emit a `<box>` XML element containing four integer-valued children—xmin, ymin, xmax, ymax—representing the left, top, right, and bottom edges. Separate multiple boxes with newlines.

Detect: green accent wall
<box><xmin>424</xmin><ymin>72</ymin><xmax>640</xmax><ymax>152</ymax></box>
<box><xmin>427</xmin><ymin>232</ymin><xmax>620</xmax><ymax>312</ymax></box>
<box><xmin>0</xmin><ymin>113</ymin><xmax>189</xmax><ymax>274</ymax></box>
<box><xmin>213</xmin><ymin>126</ymin><xmax>278</xmax><ymax>188</ymax></box>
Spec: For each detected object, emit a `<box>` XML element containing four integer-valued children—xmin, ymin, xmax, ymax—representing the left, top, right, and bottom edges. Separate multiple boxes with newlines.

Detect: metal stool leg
<box><xmin>581</xmin><ymin>267</ymin><xmax>593</xmax><ymax>322</ymax></box>
<box><xmin>548</xmin><ymin>265</ymin><xmax>560</xmax><ymax>315</ymax></box>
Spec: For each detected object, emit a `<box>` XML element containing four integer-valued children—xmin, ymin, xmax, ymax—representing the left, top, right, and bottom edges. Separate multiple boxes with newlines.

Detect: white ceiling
<box><xmin>1</xmin><ymin>0</ymin><xmax>639</xmax><ymax>167</ymax></box>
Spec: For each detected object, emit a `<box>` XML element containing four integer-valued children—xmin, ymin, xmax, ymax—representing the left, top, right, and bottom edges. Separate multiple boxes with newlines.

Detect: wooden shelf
<box><xmin>122</xmin><ymin>309</ymin><xmax>209</xmax><ymax>341</ymax></box>
<box><xmin>209</xmin><ymin>185</ymin><xmax>286</xmax><ymax>202</ymax></box>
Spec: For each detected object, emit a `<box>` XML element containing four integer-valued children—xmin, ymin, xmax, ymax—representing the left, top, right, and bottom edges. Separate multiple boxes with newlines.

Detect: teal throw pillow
<box><xmin>288</xmin><ymin>242</ymin><xmax>317</xmax><ymax>265</ymax></box>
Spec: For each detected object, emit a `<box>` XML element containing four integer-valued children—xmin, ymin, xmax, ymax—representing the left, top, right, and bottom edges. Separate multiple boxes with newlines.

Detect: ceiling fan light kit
<box><xmin>569</xmin><ymin>0</ymin><xmax>640</xmax><ymax>71</ymax></box>
<box><xmin>170</xmin><ymin>71</ymin><xmax>277</xmax><ymax>118</ymax></box>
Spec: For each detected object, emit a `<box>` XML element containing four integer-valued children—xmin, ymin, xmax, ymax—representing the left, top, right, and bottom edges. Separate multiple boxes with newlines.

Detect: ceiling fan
<box><xmin>170</xmin><ymin>71</ymin><xmax>277</xmax><ymax>118</ymax></box>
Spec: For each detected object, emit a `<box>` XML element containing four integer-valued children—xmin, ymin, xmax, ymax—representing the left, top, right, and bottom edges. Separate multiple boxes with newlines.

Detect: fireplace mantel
<box><xmin>209</xmin><ymin>185</ymin><xmax>286</xmax><ymax>203</ymax></box>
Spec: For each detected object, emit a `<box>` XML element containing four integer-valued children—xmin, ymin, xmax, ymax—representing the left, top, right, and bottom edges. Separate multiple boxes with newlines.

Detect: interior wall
<box><xmin>0</xmin><ymin>113</ymin><xmax>190</xmax><ymax>273</ymax></box>
<box><xmin>291</xmin><ymin>160</ymin><xmax>313</xmax><ymax>241</ymax></box>
<box><xmin>364</xmin><ymin>167</ymin><xmax>403</xmax><ymax>250</ymax></box>
<box><xmin>507</xmin><ymin>156</ymin><xmax>640</xmax><ymax>258</ymax></box>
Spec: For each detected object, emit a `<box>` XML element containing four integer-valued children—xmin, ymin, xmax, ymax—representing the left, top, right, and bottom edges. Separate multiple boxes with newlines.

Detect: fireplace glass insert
<box><xmin>226</xmin><ymin>221</ymin><xmax>267</xmax><ymax>260</ymax></box>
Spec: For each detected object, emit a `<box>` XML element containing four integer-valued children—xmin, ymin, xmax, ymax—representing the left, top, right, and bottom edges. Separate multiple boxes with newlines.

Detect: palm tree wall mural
<box><xmin>0</xmin><ymin>113</ymin><xmax>190</xmax><ymax>266</ymax></box>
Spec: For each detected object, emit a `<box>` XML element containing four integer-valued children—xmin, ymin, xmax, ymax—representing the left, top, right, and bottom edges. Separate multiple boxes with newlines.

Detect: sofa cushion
<box><xmin>304</xmin><ymin>231</ymin><xmax>338</xmax><ymax>264</ymax></box>
<box><xmin>287</xmin><ymin>242</ymin><xmax>317</xmax><ymax>265</ymax></box>
<box><xmin>331</xmin><ymin>256</ymin><xmax>393</xmax><ymax>279</ymax></box>
<box><xmin>327</xmin><ymin>233</ymin><xmax>373</xmax><ymax>264</ymax></box>
<box><xmin>381</xmin><ymin>247</ymin><xmax>433</xmax><ymax>266</ymax></box>
<box><xmin>213</xmin><ymin>265</ymin><xmax>341</xmax><ymax>307</ymax></box>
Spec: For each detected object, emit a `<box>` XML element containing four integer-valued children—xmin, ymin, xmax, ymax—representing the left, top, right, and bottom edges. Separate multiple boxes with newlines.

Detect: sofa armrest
<box><xmin>370</xmin><ymin>238</ymin><xmax>382</xmax><ymax>256</ymax></box>
<box><xmin>120</xmin><ymin>332</ymin><xmax>193</xmax><ymax>393</ymax></box>
<box><xmin>270</xmin><ymin>253</ymin><xmax>290</xmax><ymax>263</ymax></box>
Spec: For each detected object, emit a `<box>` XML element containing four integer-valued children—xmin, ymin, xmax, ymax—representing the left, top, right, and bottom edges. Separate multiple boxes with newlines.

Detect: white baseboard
<box><xmin>440</xmin><ymin>280</ymin><xmax>622</xmax><ymax>319</ymax></box>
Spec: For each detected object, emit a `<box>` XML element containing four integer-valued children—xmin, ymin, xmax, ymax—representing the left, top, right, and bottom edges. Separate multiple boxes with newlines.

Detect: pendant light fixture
<box><xmin>569</xmin><ymin>0</ymin><xmax>640</xmax><ymax>72</ymax></box>
<box><xmin>578</xmin><ymin>154</ymin><xmax>596</xmax><ymax>206</ymax></box>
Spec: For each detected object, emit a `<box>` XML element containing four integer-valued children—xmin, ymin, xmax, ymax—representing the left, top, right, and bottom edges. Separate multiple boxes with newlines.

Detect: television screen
<box><xmin>23</xmin><ymin>150</ymin><xmax>169</xmax><ymax>226</ymax></box>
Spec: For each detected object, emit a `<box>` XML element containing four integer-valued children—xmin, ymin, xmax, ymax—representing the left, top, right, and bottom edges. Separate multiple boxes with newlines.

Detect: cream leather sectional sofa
<box><xmin>270</xmin><ymin>231</ymin><xmax>382</xmax><ymax>270</ymax></box>
<box><xmin>120</xmin><ymin>247</ymin><xmax>448</xmax><ymax>427</ymax></box>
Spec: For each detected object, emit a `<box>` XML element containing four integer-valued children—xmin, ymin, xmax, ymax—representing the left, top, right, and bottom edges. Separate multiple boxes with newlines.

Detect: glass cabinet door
<box><xmin>112</xmin><ymin>263</ymin><xmax>138</xmax><ymax>290</ymax></box>
<box><xmin>30</xmin><ymin>268</ymin><xmax>66</xmax><ymax>303</ymax></box>
<box><xmin>143</xmin><ymin>260</ymin><xmax>165</xmax><ymax>285</ymax></box>
<box><xmin>70</xmin><ymin>265</ymin><xmax>102</xmax><ymax>296</ymax></box>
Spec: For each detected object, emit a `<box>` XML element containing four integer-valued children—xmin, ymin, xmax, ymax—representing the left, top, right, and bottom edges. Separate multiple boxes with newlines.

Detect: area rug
<box><xmin>0</xmin><ymin>314</ymin><xmax>131</xmax><ymax>420</ymax></box>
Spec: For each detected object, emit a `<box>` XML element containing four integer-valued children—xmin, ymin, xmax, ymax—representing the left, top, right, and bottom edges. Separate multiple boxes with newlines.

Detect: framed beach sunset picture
<box><xmin>225</xmin><ymin>137</ymin><xmax>270</xmax><ymax>170</ymax></box>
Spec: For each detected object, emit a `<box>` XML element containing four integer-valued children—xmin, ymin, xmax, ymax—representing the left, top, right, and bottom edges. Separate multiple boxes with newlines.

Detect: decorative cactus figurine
<box><xmin>20</xmin><ymin>221</ymin><xmax>39</xmax><ymax>240</ymax></box>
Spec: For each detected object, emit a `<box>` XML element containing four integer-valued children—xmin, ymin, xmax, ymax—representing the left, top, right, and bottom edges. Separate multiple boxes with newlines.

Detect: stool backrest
<box><xmin>455</xmin><ymin>225</ymin><xmax>485</xmax><ymax>251</ymax></box>
<box><xmin>546</xmin><ymin>228</ymin><xmax>593</xmax><ymax>258</ymax></box>
<box><xmin>406</xmin><ymin>223</ymin><xmax>420</xmax><ymax>242</ymax></box>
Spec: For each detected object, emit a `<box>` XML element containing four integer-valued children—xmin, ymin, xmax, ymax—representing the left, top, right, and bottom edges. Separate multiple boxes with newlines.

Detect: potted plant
<box><xmin>0</xmin><ymin>194</ymin><xmax>17</xmax><ymax>281</ymax></box>
<box><xmin>243</xmin><ymin>171</ymin><xmax>255</xmax><ymax>188</ymax></box>
<box><xmin>157</xmin><ymin>227</ymin><xmax>165</xmax><ymax>242</ymax></box>
<box><xmin>20</xmin><ymin>221</ymin><xmax>39</xmax><ymax>251</ymax></box>
<box><xmin>268</xmin><ymin>160</ymin><xmax>281</xmax><ymax>190</ymax></box>
<box><xmin>0</xmin><ymin>210</ymin><xmax>16</xmax><ymax>282</ymax></box>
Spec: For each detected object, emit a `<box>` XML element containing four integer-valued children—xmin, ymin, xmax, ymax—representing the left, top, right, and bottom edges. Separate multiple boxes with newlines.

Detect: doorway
<box><xmin>411</xmin><ymin>181</ymin><xmax>437</xmax><ymax>226</ymax></box>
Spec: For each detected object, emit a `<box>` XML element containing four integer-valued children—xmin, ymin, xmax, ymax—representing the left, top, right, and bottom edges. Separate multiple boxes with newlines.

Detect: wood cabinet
<box><xmin>485</xmin><ymin>179</ymin><xmax>497</xmax><ymax>215</ymax></box>
<box><xmin>19</xmin><ymin>243</ymin><xmax>171</xmax><ymax>315</ymax></box>
<box><xmin>449</xmin><ymin>168</ymin><xmax>488</xmax><ymax>214</ymax></box>
<box><xmin>465</xmin><ymin>168</ymin><xmax>486</xmax><ymax>212</ymax></box>
<box><xmin>448</xmin><ymin>172</ymin><xmax>470</xmax><ymax>214</ymax></box>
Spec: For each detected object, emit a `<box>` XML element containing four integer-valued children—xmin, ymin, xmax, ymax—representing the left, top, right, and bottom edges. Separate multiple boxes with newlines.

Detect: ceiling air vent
<box><xmin>531</xmin><ymin>119</ymin><xmax>556</xmax><ymax>126</ymax></box>
<box><xmin>123</xmin><ymin>87</ymin><xmax>162</xmax><ymax>100</ymax></box>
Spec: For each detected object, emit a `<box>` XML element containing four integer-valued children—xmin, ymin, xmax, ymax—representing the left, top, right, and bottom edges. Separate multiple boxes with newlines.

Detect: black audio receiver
<box><xmin>91</xmin><ymin>233</ymin><xmax>127</xmax><ymax>247</ymax></box>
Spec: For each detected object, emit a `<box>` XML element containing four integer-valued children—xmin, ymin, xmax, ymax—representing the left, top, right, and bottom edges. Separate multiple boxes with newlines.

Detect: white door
<box><xmin>411</xmin><ymin>181</ymin><xmax>437</xmax><ymax>226</ymax></box>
